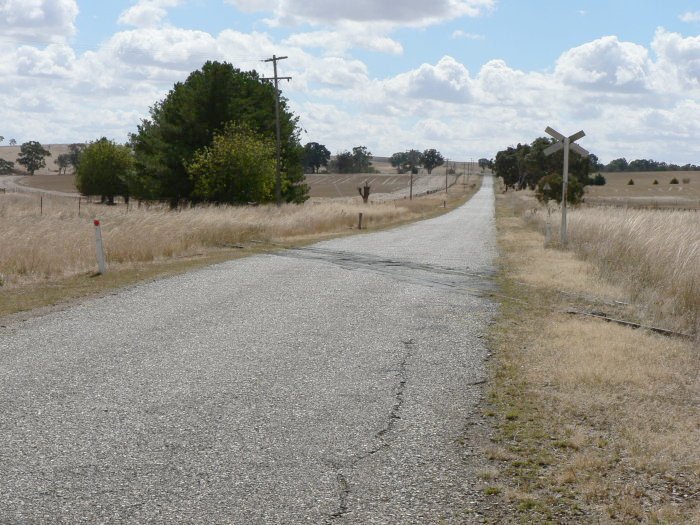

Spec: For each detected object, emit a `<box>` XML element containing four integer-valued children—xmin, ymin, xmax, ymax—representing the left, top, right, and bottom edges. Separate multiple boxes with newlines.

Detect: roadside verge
<box><xmin>480</xmin><ymin>190</ymin><xmax>699</xmax><ymax>523</ymax></box>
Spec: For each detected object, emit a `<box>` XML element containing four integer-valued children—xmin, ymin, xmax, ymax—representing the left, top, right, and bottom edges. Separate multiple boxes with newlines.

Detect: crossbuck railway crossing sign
<box><xmin>544</xmin><ymin>126</ymin><xmax>589</xmax><ymax>245</ymax></box>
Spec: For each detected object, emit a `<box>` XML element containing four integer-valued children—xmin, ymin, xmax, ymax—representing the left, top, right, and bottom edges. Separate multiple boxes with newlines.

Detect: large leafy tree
<box><xmin>188</xmin><ymin>123</ymin><xmax>276</xmax><ymax>204</ymax></box>
<box><xmin>76</xmin><ymin>138</ymin><xmax>132</xmax><ymax>204</ymax></box>
<box><xmin>55</xmin><ymin>153</ymin><xmax>71</xmax><ymax>174</ymax></box>
<box><xmin>331</xmin><ymin>147</ymin><xmax>373</xmax><ymax>173</ymax></box>
<box><xmin>130</xmin><ymin>60</ymin><xmax>307</xmax><ymax>206</ymax></box>
<box><xmin>302</xmin><ymin>142</ymin><xmax>330</xmax><ymax>173</ymax></box>
<box><xmin>494</xmin><ymin>137</ymin><xmax>592</xmax><ymax>190</ymax></box>
<box><xmin>389</xmin><ymin>151</ymin><xmax>409</xmax><ymax>173</ymax></box>
<box><xmin>68</xmin><ymin>143</ymin><xmax>85</xmax><ymax>170</ymax></box>
<box><xmin>421</xmin><ymin>148</ymin><xmax>444</xmax><ymax>174</ymax></box>
<box><xmin>352</xmin><ymin>146</ymin><xmax>373</xmax><ymax>172</ymax></box>
<box><xmin>389</xmin><ymin>150</ymin><xmax>423</xmax><ymax>174</ymax></box>
<box><xmin>17</xmin><ymin>141</ymin><xmax>51</xmax><ymax>175</ymax></box>
<box><xmin>332</xmin><ymin>151</ymin><xmax>355</xmax><ymax>173</ymax></box>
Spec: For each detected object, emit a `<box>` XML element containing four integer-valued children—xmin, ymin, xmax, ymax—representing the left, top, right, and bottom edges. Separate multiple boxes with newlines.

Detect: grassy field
<box><xmin>0</xmin><ymin>144</ymin><xmax>71</xmax><ymax>176</ymax></box>
<box><xmin>481</xmin><ymin>188</ymin><xmax>699</xmax><ymax>523</ymax></box>
<box><xmin>586</xmin><ymin>171</ymin><xmax>700</xmax><ymax>209</ymax></box>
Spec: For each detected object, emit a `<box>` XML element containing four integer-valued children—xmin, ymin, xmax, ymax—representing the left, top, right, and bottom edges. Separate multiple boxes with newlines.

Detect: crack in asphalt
<box><xmin>273</xmin><ymin>248</ymin><xmax>495</xmax><ymax>297</ymax></box>
<box><xmin>326</xmin><ymin>338</ymin><xmax>416</xmax><ymax>523</ymax></box>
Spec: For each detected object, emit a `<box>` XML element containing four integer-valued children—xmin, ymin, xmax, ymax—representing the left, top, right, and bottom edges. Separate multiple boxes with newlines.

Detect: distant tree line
<box><xmin>389</xmin><ymin>148</ymin><xmax>445</xmax><ymax>174</ymax></box>
<box><xmin>598</xmin><ymin>158</ymin><xmax>700</xmax><ymax>172</ymax></box>
<box><xmin>301</xmin><ymin>144</ymin><xmax>376</xmax><ymax>174</ymax></box>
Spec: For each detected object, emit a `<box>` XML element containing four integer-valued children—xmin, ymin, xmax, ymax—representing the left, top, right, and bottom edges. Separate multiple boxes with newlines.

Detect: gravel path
<box><xmin>0</xmin><ymin>176</ymin><xmax>497</xmax><ymax>523</ymax></box>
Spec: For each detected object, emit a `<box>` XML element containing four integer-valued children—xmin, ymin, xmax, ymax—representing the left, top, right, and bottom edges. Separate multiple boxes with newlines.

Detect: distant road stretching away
<box><xmin>1</xmin><ymin>177</ymin><xmax>497</xmax><ymax>523</ymax></box>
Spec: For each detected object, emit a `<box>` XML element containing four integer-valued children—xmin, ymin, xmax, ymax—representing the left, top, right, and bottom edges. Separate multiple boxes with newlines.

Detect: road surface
<box><xmin>0</xmin><ymin>176</ymin><xmax>497</xmax><ymax>523</ymax></box>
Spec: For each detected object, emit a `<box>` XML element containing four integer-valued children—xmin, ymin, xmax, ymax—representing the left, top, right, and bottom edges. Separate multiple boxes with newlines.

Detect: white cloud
<box><xmin>283</xmin><ymin>25</ymin><xmax>403</xmax><ymax>54</ymax></box>
<box><xmin>118</xmin><ymin>0</ymin><xmax>183</xmax><ymax>28</ymax></box>
<box><xmin>451</xmin><ymin>30</ymin><xmax>484</xmax><ymax>40</ymax></box>
<box><xmin>679</xmin><ymin>11</ymin><xmax>700</xmax><ymax>23</ymax></box>
<box><xmin>555</xmin><ymin>36</ymin><xmax>651</xmax><ymax>92</ymax></box>
<box><xmin>0</xmin><ymin>0</ymin><xmax>78</xmax><ymax>42</ymax></box>
<box><xmin>385</xmin><ymin>56</ymin><xmax>473</xmax><ymax>103</ymax></box>
<box><xmin>651</xmin><ymin>28</ymin><xmax>700</xmax><ymax>90</ymax></box>
<box><xmin>227</xmin><ymin>0</ymin><xmax>495</xmax><ymax>26</ymax></box>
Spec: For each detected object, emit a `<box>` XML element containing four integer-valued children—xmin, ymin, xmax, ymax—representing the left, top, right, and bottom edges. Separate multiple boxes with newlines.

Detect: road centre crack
<box><xmin>326</xmin><ymin>338</ymin><xmax>417</xmax><ymax>523</ymax></box>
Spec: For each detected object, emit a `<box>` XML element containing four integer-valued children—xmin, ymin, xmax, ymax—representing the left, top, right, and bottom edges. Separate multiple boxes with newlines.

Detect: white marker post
<box><xmin>94</xmin><ymin>219</ymin><xmax>106</xmax><ymax>274</ymax></box>
<box><xmin>544</xmin><ymin>127</ymin><xmax>589</xmax><ymax>245</ymax></box>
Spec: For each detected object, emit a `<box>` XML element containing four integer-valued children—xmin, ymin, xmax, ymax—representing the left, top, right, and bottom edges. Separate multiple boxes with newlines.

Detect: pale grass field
<box><xmin>488</xmin><ymin>190</ymin><xmax>699</xmax><ymax>522</ymax></box>
<box><xmin>565</xmin><ymin>207</ymin><xmax>699</xmax><ymax>333</ymax></box>
<box><xmin>509</xmin><ymin>189</ymin><xmax>700</xmax><ymax>333</ymax></box>
<box><xmin>0</xmin><ymin>190</ymin><xmax>463</xmax><ymax>288</ymax></box>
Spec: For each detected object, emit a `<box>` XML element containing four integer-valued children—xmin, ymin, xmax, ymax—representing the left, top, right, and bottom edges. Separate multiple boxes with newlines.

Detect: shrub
<box><xmin>592</xmin><ymin>173</ymin><xmax>606</xmax><ymax>186</ymax></box>
<box><xmin>670</xmin><ymin>178</ymin><xmax>679</xmax><ymax>184</ymax></box>
<box><xmin>536</xmin><ymin>173</ymin><xmax>584</xmax><ymax>205</ymax></box>
<box><xmin>0</xmin><ymin>159</ymin><xmax>14</xmax><ymax>175</ymax></box>
<box><xmin>682</xmin><ymin>178</ymin><xmax>690</xmax><ymax>184</ymax></box>
<box><xmin>627</xmin><ymin>179</ymin><xmax>635</xmax><ymax>185</ymax></box>
<box><xmin>653</xmin><ymin>179</ymin><xmax>659</xmax><ymax>185</ymax></box>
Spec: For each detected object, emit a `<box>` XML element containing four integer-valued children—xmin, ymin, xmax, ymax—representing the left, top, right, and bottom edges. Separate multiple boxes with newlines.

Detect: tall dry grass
<box><xmin>0</xmin><ymin>191</ymin><xmax>451</xmax><ymax>288</ymax></box>
<box><xmin>490</xmin><ymin>192</ymin><xmax>700</xmax><ymax>522</ymax></box>
<box><xmin>534</xmin><ymin>205</ymin><xmax>699</xmax><ymax>333</ymax></box>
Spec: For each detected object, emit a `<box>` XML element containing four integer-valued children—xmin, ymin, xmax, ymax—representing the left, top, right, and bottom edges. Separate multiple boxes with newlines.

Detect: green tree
<box><xmin>591</xmin><ymin>173</ymin><xmax>606</xmax><ymax>186</ymax></box>
<box><xmin>55</xmin><ymin>153</ymin><xmax>72</xmax><ymax>175</ymax></box>
<box><xmin>536</xmin><ymin>174</ymin><xmax>584</xmax><ymax>205</ymax></box>
<box><xmin>403</xmin><ymin>149</ymin><xmax>422</xmax><ymax>174</ymax></box>
<box><xmin>130</xmin><ymin>60</ymin><xmax>307</xmax><ymax>206</ymax></box>
<box><xmin>302</xmin><ymin>142</ymin><xmax>330</xmax><ymax>173</ymax></box>
<box><xmin>421</xmin><ymin>148</ymin><xmax>444</xmax><ymax>174</ymax></box>
<box><xmin>605</xmin><ymin>158</ymin><xmax>628</xmax><ymax>172</ymax></box>
<box><xmin>9</xmin><ymin>138</ymin><xmax>16</xmax><ymax>146</ymax></box>
<box><xmin>76</xmin><ymin>138</ymin><xmax>132</xmax><ymax>204</ymax></box>
<box><xmin>68</xmin><ymin>143</ymin><xmax>85</xmax><ymax>170</ymax></box>
<box><xmin>17</xmin><ymin>141</ymin><xmax>51</xmax><ymax>175</ymax></box>
<box><xmin>493</xmin><ymin>146</ymin><xmax>520</xmax><ymax>189</ymax></box>
<box><xmin>0</xmin><ymin>136</ymin><xmax>4</xmax><ymax>143</ymax></box>
<box><xmin>390</xmin><ymin>151</ymin><xmax>409</xmax><ymax>173</ymax></box>
<box><xmin>494</xmin><ymin>137</ymin><xmax>592</xmax><ymax>190</ymax></box>
<box><xmin>188</xmin><ymin>123</ymin><xmax>276</xmax><ymax>204</ymax></box>
<box><xmin>332</xmin><ymin>151</ymin><xmax>355</xmax><ymax>173</ymax></box>
<box><xmin>352</xmin><ymin>146</ymin><xmax>373</xmax><ymax>172</ymax></box>
<box><xmin>0</xmin><ymin>159</ymin><xmax>14</xmax><ymax>174</ymax></box>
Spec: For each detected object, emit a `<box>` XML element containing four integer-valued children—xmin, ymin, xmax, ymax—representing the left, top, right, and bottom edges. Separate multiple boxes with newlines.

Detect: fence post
<box><xmin>358</xmin><ymin>212</ymin><xmax>363</xmax><ymax>230</ymax></box>
<box><xmin>94</xmin><ymin>219</ymin><xmax>107</xmax><ymax>274</ymax></box>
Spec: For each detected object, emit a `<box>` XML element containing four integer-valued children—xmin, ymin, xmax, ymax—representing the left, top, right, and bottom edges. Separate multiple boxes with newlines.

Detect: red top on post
<box><xmin>94</xmin><ymin>219</ymin><xmax>100</xmax><ymax>227</ymax></box>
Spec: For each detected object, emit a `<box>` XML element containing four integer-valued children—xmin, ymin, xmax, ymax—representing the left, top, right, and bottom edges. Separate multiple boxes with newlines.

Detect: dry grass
<box><xmin>524</xmin><ymin>199</ymin><xmax>700</xmax><ymax>334</ymax></box>
<box><xmin>0</xmin><ymin>182</ymin><xmax>478</xmax><ymax>295</ymax></box>
<box><xmin>483</xmin><ymin>189</ymin><xmax>700</xmax><ymax>523</ymax></box>
<box><xmin>586</xmin><ymin>171</ymin><xmax>700</xmax><ymax>209</ymax></box>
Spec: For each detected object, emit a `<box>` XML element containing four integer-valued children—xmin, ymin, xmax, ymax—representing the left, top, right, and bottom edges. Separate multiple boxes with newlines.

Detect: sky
<box><xmin>2</xmin><ymin>1</ymin><xmax>700</xmax><ymax>164</ymax></box>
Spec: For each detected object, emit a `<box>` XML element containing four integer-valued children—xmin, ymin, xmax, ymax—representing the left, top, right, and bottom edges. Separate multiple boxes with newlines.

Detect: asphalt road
<box><xmin>0</xmin><ymin>176</ymin><xmax>497</xmax><ymax>524</ymax></box>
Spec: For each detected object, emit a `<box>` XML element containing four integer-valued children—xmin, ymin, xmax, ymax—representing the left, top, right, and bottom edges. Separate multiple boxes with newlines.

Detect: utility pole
<box><xmin>445</xmin><ymin>158</ymin><xmax>449</xmax><ymax>193</ymax></box>
<box><xmin>263</xmin><ymin>55</ymin><xmax>291</xmax><ymax>206</ymax></box>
